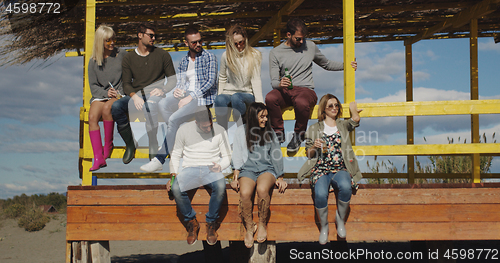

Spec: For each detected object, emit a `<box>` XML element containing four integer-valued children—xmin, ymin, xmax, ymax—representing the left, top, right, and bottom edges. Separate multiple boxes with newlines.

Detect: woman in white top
<box><xmin>87</xmin><ymin>25</ymin><xmax>125</xmax><ymax>171</ymax></box>
<box><xmin>214</xmin><ymin>25</ymin><xmax>263</xmax><ymax>130</ymax></box>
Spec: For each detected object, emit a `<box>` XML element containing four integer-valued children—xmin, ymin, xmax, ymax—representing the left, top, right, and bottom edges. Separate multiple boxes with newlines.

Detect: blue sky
<box><xmin>0</xmin><ymin>37</ymin><xmax>499</xmax><ymax>199</ymax></box>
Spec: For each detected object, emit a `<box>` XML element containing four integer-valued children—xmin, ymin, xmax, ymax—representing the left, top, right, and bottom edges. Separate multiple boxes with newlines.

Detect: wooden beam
<box><xmin>470</xmin><ymin>18</ymin><xmax>480</xmax><ymax>183</ymax></box>
<box><xmin>248</xmin><ymin>0</ymin><xmax>305</xmax><ymax>46</ymax></box>
<box><xmin>95</xmin><ymin>0</ymin><xmax>287</xmax><ymax>6</ymax></box>
<box><xmin>406</xmin><ymin>43</ymin><xmax>414</xmax><ymax>184</ymax></box>
<box><xmin>405</xmin><ymin>0</ymin><xmax>499</xmax><ymax>45</ymax></box>
<box><xmin>343</xmin><ymin>0</ymin><xmax>355</xmax><ymax>104</ymax></box>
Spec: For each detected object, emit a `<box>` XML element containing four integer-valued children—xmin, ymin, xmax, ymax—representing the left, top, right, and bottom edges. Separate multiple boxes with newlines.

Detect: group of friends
<box><xmin>87</xmin><ymin>18</ymin><xmax>361</xmax><ymax>247</ymax></box>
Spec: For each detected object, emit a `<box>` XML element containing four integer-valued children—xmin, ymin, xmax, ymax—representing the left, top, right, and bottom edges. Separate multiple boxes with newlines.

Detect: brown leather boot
<box><xmin>206</xmin><ymin>222</ymin><xmax>218</xmax><ymax>245</ymax></box>
<box><xmin>256</xmin><ymin>196</ymin><xmax>270</xmax><ymax>243</ymax></box>
<box><xmin>186</xmin><ymin>218</ymin><xmax>200</xmax><ymax>245</ymax></box>
<box><xmin>239</xmin><ymin>199</ymin><xmax>256</xmax><ymax>248</ymax></box>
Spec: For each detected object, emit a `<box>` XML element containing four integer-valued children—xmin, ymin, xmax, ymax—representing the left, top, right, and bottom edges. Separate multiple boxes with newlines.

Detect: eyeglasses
<box><xmin>105</xmin><ymin>38</ymin><xmax>116</xmax><ymax>44</ymax></box>
<box><xmin>326</xmin><ymin>103</ymin><xmax>340</xmax><ymax>109</ymax></box>
<box><xmin>143</xmin><ymin>33</ymin><xmax>155</xmax><ymax>39</ymax></box>
<box><xmin>234</xmin><ymin>40</ymin><xmax>245</xmax><ymax>46</ymax></box>
<box><xmin>190</xmin><ymin>39</ymin><xmax>203</xmax><ymax>45</ymax></box>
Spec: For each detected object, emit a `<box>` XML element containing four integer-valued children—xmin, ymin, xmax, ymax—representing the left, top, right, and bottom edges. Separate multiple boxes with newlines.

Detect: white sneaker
<box><xmin>140</xmin><ymin>158</ymin><xmax>163</xmax><ymax>172</ymax></box>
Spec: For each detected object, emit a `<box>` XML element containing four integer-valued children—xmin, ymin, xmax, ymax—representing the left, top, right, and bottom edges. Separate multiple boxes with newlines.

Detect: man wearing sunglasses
<box><xmin>112</xmin><ymin>23</ymin><xmax>177</xmax><ymax>164</ymax></box>
<box><xmin>141</xmin><ymin>26</ymin><xmax>218</xmax><ymax>174</ymax></box>
<box><xmin>266</xmin><ymin>18</ymin><xmax>357</xmax><ymax>152</ymax></box>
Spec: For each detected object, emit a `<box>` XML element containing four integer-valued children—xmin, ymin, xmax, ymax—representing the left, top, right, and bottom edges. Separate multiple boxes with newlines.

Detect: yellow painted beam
<box><xmin>280</xmin><ymin>100</ymin><xmax>500</xmax><ymax>121</ymax></box>
<box><xmin>470</xmin><ymin>18</ymin><xmax>480</xmax><ymax>183</ymax></box>
<box><xmin>279</xmin><ymin>143</ymin><xmax>500</xmax><ymax>158</ymax></box>
<box><xmin>343</xmin><ymin>0</ymin><xmax>355</xmax><ymax>104</ymax></box>
<box><xmin>405</xmin><ymin>0</ymin><xmax>499</xmax><ymax>45</ymax></box>
<box><xmin>248</xmin><ymin>0</ymin><xmax>305</xmax><ymax>46</ymax></box>
<box><xmin>81</xmin><ymin>0</ymin><xmax>96</xmax><ymax>186</ymax></box>
<box><xmin>362</xmin><ymin>173</ymin><xmax>500</xmax><ymax>179</ymax></box>
<box><xmin>95</xmin><ymin>0</ymin><xmax>286</xmax><ymax>6</ymax></box>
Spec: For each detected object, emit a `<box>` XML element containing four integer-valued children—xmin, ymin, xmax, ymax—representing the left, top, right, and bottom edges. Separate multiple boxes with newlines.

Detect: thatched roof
<box><xmin>1</xmin><ymin>0</ymin><xmax>499</xmax><ymax>66</ymax></box>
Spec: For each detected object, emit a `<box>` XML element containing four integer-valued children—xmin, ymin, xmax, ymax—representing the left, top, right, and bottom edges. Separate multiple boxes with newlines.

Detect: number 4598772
<box><xmin>5</xmin><ymin>3</ymin><xmax>61</xmax><ymax>14</ymax></box>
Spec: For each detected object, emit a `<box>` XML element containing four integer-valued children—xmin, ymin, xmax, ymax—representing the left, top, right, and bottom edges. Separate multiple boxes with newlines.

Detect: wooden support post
<box><xmin>470</xmin><ymin>18</ymin><xmax>480</xmax><ymax>183</ymax></box>
<box><xmin>343</xmin><ymin>0</ymin><xmax>356</xmax><ymax>145</ymax></box>
<box><xmin>229</xmin><ymin>241</ymin><xmax>276</xmax><ymax>263</ymax></box>
<box><xmin>81</xmin><ymin>0</ymin><xmax>96</xmax><ymax>186</ymax></box>
<box><xmin>90</xmin><ymin>241</ymin><xmax>111</xmax><ymax>263</ymax></box>
<box><xmin>343</xmin><ymin>0</ymin><xmax>355</xmax><ymax>103</ymax></box>
<box><xmin>273</xmin><ymin>28</ymin><xmax>281</xmax><ymax>47</ymax></box>
<box><xmin>405</xmin><ymin>44</ymin><xmax>415</xmax><ymax>184</ymax></box>
<box><xmin>72</xmin><ymin>241</ymin><xmax>89</xmax><ymax>263</ymax></box>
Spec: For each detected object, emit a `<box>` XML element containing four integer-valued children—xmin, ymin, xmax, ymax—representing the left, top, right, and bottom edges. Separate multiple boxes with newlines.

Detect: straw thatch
<box><xmin>1</xmin><ymin>0</ymin><xmax>499</xmax><ymax>66</ymax></box>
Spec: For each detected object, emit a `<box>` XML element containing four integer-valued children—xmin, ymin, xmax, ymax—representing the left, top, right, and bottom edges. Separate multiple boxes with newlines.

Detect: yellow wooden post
<box><xmin>343</xmin><ymin>0</ymin><xmax>355</xmax><ymax>103</ymax></box>
<box><xmin>273</xmin><ymin>28</ymin><xmax>281</xmax><ymax>47</ymax></box>
<box><xmin>470</xmin><ymin>18</ymin><xmax>480</xmax><ymax>183</ymax></box>
<box><xmin>405</xmin><ymin>44</ymin><xmax>415</xmax><ymax>184</ymax></box>
<box><xmin>81</xmin><ymin>0</ymin><xmax>96</xmax><ymax>186</ymax></box>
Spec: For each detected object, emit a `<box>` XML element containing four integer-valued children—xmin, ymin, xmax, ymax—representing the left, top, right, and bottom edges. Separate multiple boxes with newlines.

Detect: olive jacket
<box><xmin>297</xmin><ymin>119</ymin><xmax>363</xmax><ymax>183</ymax></box>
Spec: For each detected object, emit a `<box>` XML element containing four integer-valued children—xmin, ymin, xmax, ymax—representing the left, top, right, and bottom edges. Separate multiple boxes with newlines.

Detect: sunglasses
<box><xmin>294</xmin><ymin>37</ymin><xmax>303</xmax><ymax>42</ymax></box>
<box><xmin>326</xmin><ymin>103</ymin><xmax>340</xmax><ymax>109</ymax></box>
<box><xmin>143</xmin><ymin>33</ymin><xmax>155</xmax><ymax>39</ymax></box>
<box><xmin>190</xmin><ymin>39</ymin><xmax>203</xmax><ymax>45</ymax></box>
<box><xmin>234</xmin><ymin>40</ymin><xmax>245</xmax><ymax>46</ymax></box>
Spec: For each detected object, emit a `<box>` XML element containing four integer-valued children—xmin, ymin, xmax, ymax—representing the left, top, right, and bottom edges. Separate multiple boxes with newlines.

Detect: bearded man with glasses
<box><xmin>141</xmin><ymin>26</ymin><xmax>218</xmax><ymax>173</ymax></box>
<box><xmin>266</xmin><ymin>18</ymin><xmax>357</xmax><ymax>153</ymax></box>
<box><xmin>111</xmin><ymin>23</ymin><xmax>177</xmax><ymax>164</ymax></box>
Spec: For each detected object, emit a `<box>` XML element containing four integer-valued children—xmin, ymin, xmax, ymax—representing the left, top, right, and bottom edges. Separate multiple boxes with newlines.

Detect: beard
<box><xmin>189</xmin><ymin>45</ymin><xmax>202</xmax><ymax>54</ymax></box>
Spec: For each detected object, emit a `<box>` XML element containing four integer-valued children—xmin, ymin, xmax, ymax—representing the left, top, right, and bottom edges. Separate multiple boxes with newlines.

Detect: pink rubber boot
<box><xmin>103</xmin><ymin>120</ymin><xmax>115</xmax><ymax>159</ymax></box>
<box><xmin>89</xmin><ymin>130</ymin><xmax>107</xmax><ymax>171</ymax></box>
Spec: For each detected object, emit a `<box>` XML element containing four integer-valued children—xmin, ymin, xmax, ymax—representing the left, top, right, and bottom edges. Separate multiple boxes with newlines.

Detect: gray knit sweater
<box><xmin>87</xmin><ymin>48</ymin><xmax>126</xmax><ymax>103</ymax></box>
<box><xmin>269</xmin><ymin>40</ymin><xmax>343</xmax><ymax>90</ymax></box>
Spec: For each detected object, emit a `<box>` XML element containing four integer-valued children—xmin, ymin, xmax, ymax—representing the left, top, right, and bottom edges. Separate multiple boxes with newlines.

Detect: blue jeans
<box><xmin>214</xmin><ymin>93</ymin><xmax>255</xmax><ymax>129</ymax></box>
<box><xmin>171</xmin><ymin>168</ymin><xmax>226</xmax><ymax>223</ymax></box>
<box><xmin>111</xmin><ymin>94</ymin><xmax>162</xmax><ymax>131</ymax></box>
<box><xmin>314</xmin><ymin>170</ymin><xmax>352</xmax><ymax>209</ymax></box>
<box><xmin>111</xmin><ymin>96</ymin><xmax>131</xmax><ymax>128</ymax></box>
<box><xmin>155</xmin><ymin>92</ymin><xmax>202</xmax><ymax>164</ymax></box>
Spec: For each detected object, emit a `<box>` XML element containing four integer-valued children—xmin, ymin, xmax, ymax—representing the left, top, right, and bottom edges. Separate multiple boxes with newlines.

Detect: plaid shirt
<box><xmin>176</xmin><ymin>49</ymin><xmax>218</xmax><ymax>106</ymax></box>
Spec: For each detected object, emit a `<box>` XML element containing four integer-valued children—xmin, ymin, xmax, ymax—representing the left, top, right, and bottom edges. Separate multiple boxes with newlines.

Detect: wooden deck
<box><xmin>66</xmin><ymin>183</ymin><xmax>500</xmax><ymax>242</ymax></box>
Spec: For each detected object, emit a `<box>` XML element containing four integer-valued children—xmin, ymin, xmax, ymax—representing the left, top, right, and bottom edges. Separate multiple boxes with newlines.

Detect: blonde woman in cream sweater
<box><xmin>214</xmin><ymin>25</ymin><xmax>263</xmax><ymax>130</ymax></box>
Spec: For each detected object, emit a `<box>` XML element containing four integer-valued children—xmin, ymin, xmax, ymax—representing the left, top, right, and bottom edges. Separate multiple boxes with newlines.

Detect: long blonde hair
<box><xmin>91</xmin><ymin>25</ymin><xmax>115</xmax><ymax>66</ymax></box>
<box><xmin>225</xmin><ymin>25</ymin><xmax>261</xmax><ymax>83</ymax></box>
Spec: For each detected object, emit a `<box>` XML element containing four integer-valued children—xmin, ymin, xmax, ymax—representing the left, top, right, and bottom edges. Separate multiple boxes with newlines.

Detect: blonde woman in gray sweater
<box><xmin>87</xmin><ymin>25</ymin><xmax>125</xmax><ymax>171</ymax></box>
<box><xmin>214</xmin><ymin>25</ymin><xmax>263</xmax><ymax>130</ymax></box>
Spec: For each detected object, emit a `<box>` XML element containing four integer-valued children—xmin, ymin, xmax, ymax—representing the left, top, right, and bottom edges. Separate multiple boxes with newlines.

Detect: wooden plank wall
<box><xmin>66</xmin><ymin>183</ymin><xmax>500</xmax><ymax>242</ymax></box>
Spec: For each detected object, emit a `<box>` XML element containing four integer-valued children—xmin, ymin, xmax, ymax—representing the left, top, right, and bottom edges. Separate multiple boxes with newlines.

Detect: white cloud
<box><xmin>479</xmin><ymin>39</ymin><xmax>500</xmax><ymax>53</ymax></box>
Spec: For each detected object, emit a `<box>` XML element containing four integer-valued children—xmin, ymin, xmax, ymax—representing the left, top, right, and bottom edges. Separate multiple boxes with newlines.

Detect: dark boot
<box><xmin>186</xmin><ymin>218</ymin><xmax>200</xmax><ymax>245</ymax></box>
<box><xmin>206</xmin><ymin>222</ymin><xmax>218</xmax><ymax>245</ymax></box>
<box><xmin>117</xmin><ymin>123</ymin><xmax>136</xmax><ymax>164</ymax></box>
